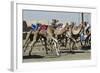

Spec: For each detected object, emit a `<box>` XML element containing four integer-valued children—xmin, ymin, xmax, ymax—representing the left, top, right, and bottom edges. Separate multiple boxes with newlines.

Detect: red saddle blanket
<box><xmin>39</xmin><ymin>25</ymin><xmax>48</xmax><ymax>31</ymax></box>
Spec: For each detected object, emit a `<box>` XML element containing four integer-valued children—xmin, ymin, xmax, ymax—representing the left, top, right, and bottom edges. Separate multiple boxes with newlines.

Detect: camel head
<box><xmin>37</xmin><ymin>22</ymin><xmax>42</xmax><ymax>27</ymax></box>
<box><xmin>82</xmin><ymin>21</ymin><xmax>88</xmax><ymax>28</ymax></box>
<box><xmin>64</xmin><ymin>22</ymin><xmax>71</xmax><ymax>31</ymax></box>
<box><xmin>23</xmin><ymin>20</ymin><xmax>27</xmax><ymax>27</ymax></box>
<box><xmin>52</xmin><ymin>19</ymin><xmax>59</xmax><ymax>24</ymax></box>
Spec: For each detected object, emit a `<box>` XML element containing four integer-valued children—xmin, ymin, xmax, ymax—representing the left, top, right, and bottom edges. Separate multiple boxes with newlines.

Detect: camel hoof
<box><xmin>29</xmin><ymin>52</ymin><xmax>31</xmax><ymax>56</ymax></box>
<box><xmin>46</xmin><ymin>52</ymin><xmax>48</xmax><ymax>55</ymax></box>
<box><xmin>29</xmin><ymin>54</ymin><xmax>31</xmax><ymax>56</ymax></box>
<box><xmin>24</xmin><ymin>49</ymin><xmax>26</xmax><ymax>52</ymax></box>
<box><xmin>56</xmin><ymin>53</ymin><xmax>61</xmax><ymax>57</ymax></box>
<box><xmin>70</xmin><ymin>51</ymin><xmax>75</xmax><ymax>54</ymax></box>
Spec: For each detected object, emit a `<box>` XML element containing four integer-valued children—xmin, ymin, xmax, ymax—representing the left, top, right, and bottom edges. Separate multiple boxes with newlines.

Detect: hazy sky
<box><xmin>23</xmin><ymin>10</ymin><xmax>91</xmax><ymax>26</ymax></box>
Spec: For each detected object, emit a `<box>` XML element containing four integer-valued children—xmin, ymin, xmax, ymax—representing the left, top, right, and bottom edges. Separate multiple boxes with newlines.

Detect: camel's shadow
<box><xmin>81</xmin><ymin>46</ymin><xmax>91</xmax><ymax>50</ymax></box>
<box><xmin>23</xmin><ymin>55</ymin><xmax>44</xmax><ymax>59</ymax></box>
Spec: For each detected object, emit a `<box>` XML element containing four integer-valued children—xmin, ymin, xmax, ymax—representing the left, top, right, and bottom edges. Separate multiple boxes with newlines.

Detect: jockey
<box><xmin>51</xmin><ymin>19</ymin><xmax>59</xmax><ymax>29</ymax></box>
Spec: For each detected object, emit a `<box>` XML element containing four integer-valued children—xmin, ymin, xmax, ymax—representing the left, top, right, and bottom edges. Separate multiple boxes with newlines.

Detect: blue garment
<box><xmin>31</xmin><ymin>24</ymin><xmax>38</xmax><ymax>31</ymax></box>
<box><xmin>80</xmin><ymin>34</ymin><xmax>85</xmax><ymax>41</ymax></box>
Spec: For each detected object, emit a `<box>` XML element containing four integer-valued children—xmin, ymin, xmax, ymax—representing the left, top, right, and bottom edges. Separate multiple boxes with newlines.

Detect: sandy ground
<box><xmin>23</xmin><ymin>52</ymin><xmax>90</xmax><ymax>63</ymax></box>
<box><xmin>23</xmin><ymin>40</ymin><xmax>91</xmax><ymax>63</ymax></box>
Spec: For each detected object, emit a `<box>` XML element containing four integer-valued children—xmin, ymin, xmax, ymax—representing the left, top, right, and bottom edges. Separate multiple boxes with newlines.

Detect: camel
<box><xmin>23</xmin><ymin>19</ymin><xmax>90</xmax><ymax>56</ymax></box>
<box><xmin>70</xmin><ymin>21</ymin><xmax>91</xmax><ymax>52</ymax></box>
<box><xmin>23</xmin><ymin>19</ymin><xmax>61</xmax><ymax>56</ymax></box>
<box><xmin>82</xmin><ymin>22</ymin><xmax>91</xmax><ymax>47</ymax></box>
<box><xmin>23</xmin><ymin>19</ymin><xmax>72</xmax><ymax>56</ymax></box>
<box><xmin>64</xmin><ymin>22</ymin><xmax>86</xmax><ymax>53</ymax></box>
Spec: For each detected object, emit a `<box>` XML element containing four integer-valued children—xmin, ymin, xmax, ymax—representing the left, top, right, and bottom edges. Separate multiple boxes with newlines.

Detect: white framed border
<box><xmin>11</xmin><ymin>1</ymin><xmax>97</xmax><ymax>72</ymax></box>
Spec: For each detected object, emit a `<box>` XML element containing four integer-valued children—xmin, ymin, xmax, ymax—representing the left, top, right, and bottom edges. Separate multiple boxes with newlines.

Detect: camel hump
<box><xmin>72</xmin><ymin>27</ymin><xmax>81</xmax><ymax>35</ymax></box>
<box><xmin>72</xmin><ymin>29</ymin><xmax>80</xmax><ymax>35</ymax></box>
<box><xmin>72</xmin><ymin>24</ymin><xmax>82</xmax><ymax>35</ymax></box>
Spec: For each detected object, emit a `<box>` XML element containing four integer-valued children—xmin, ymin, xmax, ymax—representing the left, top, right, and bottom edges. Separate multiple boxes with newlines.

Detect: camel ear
<box><xmin>57</xmin><ymin>20</ymin><xmax>59</xmax><ymax>22</ymax></box>
<box><xmin>52</xmin><ymin>19</ymin><xmax>56</xmax><ymax>21</ymax></box>
<box><xmin>52</xmin><ymin>19</ymin><xmax>59</xmax><ymax>22</ymax></box>
<box><xmin>66</xmin><ymin>23</ymin><xmax>68</xmax><ymax>26</ymax></box>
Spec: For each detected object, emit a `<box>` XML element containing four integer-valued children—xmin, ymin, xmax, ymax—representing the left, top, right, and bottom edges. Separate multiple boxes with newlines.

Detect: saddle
<box><xmin>73</xmin><ymin>26</ymin><xmax>79</xmax><ymax>30</ymax></box>
<box><xmin>38</xmin><ymin>25</ymin><xmax>48</xmax><ymax>36</ymax></box>
<box><xmin>39</xmin><ymin>25</ymin><xmax>48</xmax><ymax>31</ymax></box>
<box><xmin>58</xmin><ymin>23</ymin><xmax>63</xmax><ymax>26</ymax></box>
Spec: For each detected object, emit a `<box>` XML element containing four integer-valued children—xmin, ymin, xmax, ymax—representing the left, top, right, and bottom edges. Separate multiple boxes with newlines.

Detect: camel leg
<box><xmin>87</xmin><ymin>35</ymin><xmax>91</xmax><ymax>46</ymax></box>
<box><xmin>69</xmin><ymin>37</ymin><xmax>76</xmax><ymax>53</ymax></box>
<box><xmin>75</xmin><ymin>41</ymin><xmax>78</xmax><ymax>49</ymax></box>
<box><xmin>43</xmin><ymin>37</ymin><xmax>49</xmax><ymax>54</ymax></box>
<box><xmin>23</xmin><ymin>30</ymin><xmax>32</xmax><ymax>49</ymax></box>
<box><xmin>64</xmin><ymin>36</ymin><xmax>68</xmax><ymax>48</ymax></box>
<box><xmin>29</xmin><ymin>40</ymin><xmax>37</xmax><ymax>56</ymax></box>
<box><xmin>24</xmin><ymin>40</ymin><xmax>31</xmax><ymax>52</ymax></box>
<box><xmin>29</xmin><ymin>32</ymin><xmax>39</xmax><ymax>56</ymax></box>
<box><xmin>53</xmin><ymin>40</ymin><xmax>60</xmax><ymax>56</ymax></box>
<box><xmin>23</xmin><ymin>37</ymin><xmax>29</xmax><ymax>49</ymax></box>
<box><xmin>52</xmin><ymin>41</ymin><xmax>59</xmax><ymax>56</ymax></box>
<box><xmin>89</xmin><ymin>37</ymin><xmax>91</xmax><ymax>46</ymax></box>
<box><xmin>56</xmin><ymin>42</ymin><xmax>61</xmax><ymax>56</ymax></box>
<box><xmin>80</xmin><ymin>36</ymin><xmax>84</xmax><ymax>48</ymax></box>
<box><xmin>72</xmin><ymin>38</ymin><xmax>78</xmax><ymax>50</ymax></box>
<box><xmin>84</xmin><ymin>35</ymin><xmax>89</xmax><ymax>47</ymax></box>
<box><xmin>52</xmin><ymin>39</ymin><xmax>60</xmax><ymax>56</ymax></box>
<box><xmin>70</xmin><ymin>41</ymin><xmax>75</xmax><ymax>54</ymax></box>
<box><xmin>69</xmin><ymin>38</ymin><xmax>73</xmax><ymax>52</ymax></box>
<box><xmin>84</xmin><ymin>39</ymin><xmax>87</xmax><ymax>47</ymax></box>
<box><xmin>48</xmin><ymin>34</ymin><xmax>60</xmax><ymax>56</ymax></box>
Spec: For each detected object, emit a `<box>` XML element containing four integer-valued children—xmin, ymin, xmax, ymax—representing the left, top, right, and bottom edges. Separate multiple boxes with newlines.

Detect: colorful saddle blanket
<box><xmin>31</xmin><ymin>24</ymin><xmax>39</xmax><ymax>31</ymax></box>
<box><xmin>39</xmin><ymin>25</ymin><xmax>48</xmax><ymax>31</ymax></box>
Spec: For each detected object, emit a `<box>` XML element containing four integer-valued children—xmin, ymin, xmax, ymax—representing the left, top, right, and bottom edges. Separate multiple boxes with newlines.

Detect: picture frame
<box><xmin>11</xmin><ymin>1</ymin><xmax>97</xmax><ymax>71</ymax></box>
